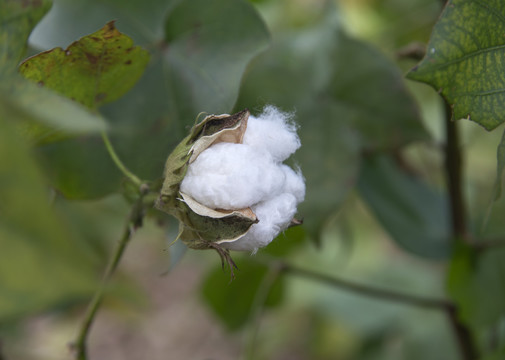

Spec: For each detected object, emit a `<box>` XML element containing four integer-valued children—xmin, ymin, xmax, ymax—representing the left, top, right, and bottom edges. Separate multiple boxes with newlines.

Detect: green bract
<box><xmin>155</xmin><ymin>109</ymin><xmax>258</xmax><ymax>261</ymax></box>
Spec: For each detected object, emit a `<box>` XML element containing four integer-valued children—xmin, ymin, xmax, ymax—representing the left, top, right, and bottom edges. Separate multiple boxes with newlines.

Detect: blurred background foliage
<box><xmin>1</xmin><ymin>0</ymin><xmax>505</xmax><ymax>359</ymax></box>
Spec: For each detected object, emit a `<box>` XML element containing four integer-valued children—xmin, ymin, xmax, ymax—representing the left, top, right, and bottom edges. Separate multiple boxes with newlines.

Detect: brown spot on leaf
<box><xmin>95</xmin><ymin>93</ymin><xmax>107</xmax><ymax>103</ymax></box>
<box><xmin>85</xmin><ymin>52</ymin><xmax>98</xmax><ymax>64</ymax></box>
<box><xmin>125</xmin><ymin>60</ymin><xmax>132</xmax><ymax>65</ymax></box>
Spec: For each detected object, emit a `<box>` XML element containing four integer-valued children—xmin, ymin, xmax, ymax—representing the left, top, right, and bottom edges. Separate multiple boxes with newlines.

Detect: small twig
<box><xmin>0</xmin><ymin>339</ymin><xmax>6</xmax><ymax>360</ymax></box>
<box><xmin>101</xmin><ymin>131</ymin><xmax>142</xmax><ymax>188</ymax></box>
<box><xmin>446</xmin><ymin>305</ymin><xmax>479</xmax><ymax>360</ymax></box>
<box><xmin>443</xmin><ymin>100</ymin><xmax>479</xmax><ymax>360</ymax></box>
<box><xmin>280</xmin><ymin>262</ymin><xmax>479</xmax><ymax>360</ymax></box>
<box><xmin>444</xmin><ymin>101</ymin><xmax>468</xmax><ymax>242</ymax></box>
<box><xmin>281</xmin><ymin>263</ymin><xmax>451</xmax><ymax>309</ymax></box>
<box><xmin>71</xmin><ymin>191</ymin><xmax>147</xmax><ymax>360</ymax></box>
<box><xmin>470</xmin><ymin>238</ymin><xmax>505</xmax><ymax>252</ymax></box>
<box><xmin>243</xmin><ymin>262</ymin><xmax>283</xmax><ymax>360</ymax></box>
<box><xmin>396</xmin><ymin>42</ymin><xmax>426</xmax><ymax>61</ymax></box>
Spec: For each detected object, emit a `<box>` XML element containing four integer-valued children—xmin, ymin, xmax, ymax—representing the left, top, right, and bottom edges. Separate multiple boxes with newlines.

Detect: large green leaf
<box><xmin>17</xmin><ymin>20</ymin><xmax>149</xmax><ymax>198</ymax></box>
<box><xmin>0</xmin><ymin>116</ymin><xmax>100</xmax><ymax>321</ymax></box>
<box><xmin>0</xmin><ymin>0</ymin><xmax>51</xmax><ymax>76</ymax></box>
<box><xmin>162</xmin><ymin>0</ymin><xmax>270</xmax><ymax>121</ymax></box>
<box><xmin>407</xmin><ymin>0</ymin><xmax>505</xmax><ymax>131</ymax></box>
<box><xmin>29</xmin><ymin>0</ymin><xmax>177</xmax><ymax>48</ymax></box>
<box><xmin>235</xmin><ymin>7</ymin><xmax>428</xmax><ymax>236</ymax></box>
<box><xmin>357</xmin><ymin>155</ymin><xmax>450</xmax><ymax>259</ymax></box>
<box><xmin>0</xmin><ymin>0</ymin><xmax>106</xmax><ymax>142</ymax></box>
<box><xmin>19</xmin><ymin>21</ymin><xmax>150</xmax><ymax>109</ymax></box>
<box><xmin>201</xmin><ymin>258</ymin><xmax>284</xmax><ymax>331</ymax></box>
<box><xmin>29</xmin><ymin>0</ymin><xmax>270</xmax><ymax>199</ymax></box>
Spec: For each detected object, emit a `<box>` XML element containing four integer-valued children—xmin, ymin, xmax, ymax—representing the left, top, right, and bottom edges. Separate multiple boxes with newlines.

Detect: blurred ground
<box><xmin>7</xmin><ymin>224</ymin><xmax>243</xmax><ymax>360</ymax></box>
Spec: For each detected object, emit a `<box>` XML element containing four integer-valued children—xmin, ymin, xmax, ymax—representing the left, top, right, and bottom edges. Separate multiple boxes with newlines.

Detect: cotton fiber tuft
<box><xmin>180</xmin><ymin>106</ymin><xmax>305</xmax><ymax>253</ymax></box>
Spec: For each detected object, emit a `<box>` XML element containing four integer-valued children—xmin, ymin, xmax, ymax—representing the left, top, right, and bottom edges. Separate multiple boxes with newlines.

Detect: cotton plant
<box><xmin>155</xmin><ymin>106</ymin><xmax>305</xmax><ymax>272</ymax></box>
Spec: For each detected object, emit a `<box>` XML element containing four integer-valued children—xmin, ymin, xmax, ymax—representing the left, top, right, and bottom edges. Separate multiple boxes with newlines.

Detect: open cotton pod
<box><xmin>155</xmin><ymin>107</ymin><xmax>305</xmax><ymax>274</ymax></box>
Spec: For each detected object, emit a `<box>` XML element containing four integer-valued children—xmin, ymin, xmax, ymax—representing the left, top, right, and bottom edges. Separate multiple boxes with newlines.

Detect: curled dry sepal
<box><xmin>155</xmin><ymin>107</ymin><xmax>305</xmax><ymax>275</ymax></box>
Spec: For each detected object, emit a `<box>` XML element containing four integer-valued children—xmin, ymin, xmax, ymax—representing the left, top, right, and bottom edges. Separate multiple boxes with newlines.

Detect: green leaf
<box><xmin>29</xmin><ymin>0</ymin><xmax>270</xmax><ymax>199</ymax></box>
<box><xmin>37</xmin><ymin>137</ymin><xmax>121</xmax><ymax>199</ymax></box>
<box><xmin>1</xmin><ymin>76</ymin><xmax>107</xmax><ymax>143</ymax></box>
<box><xmin>19</xmin><ymin>21</ymin><xmax>150</xmax><ymax>109</ymax></box>
<box><xmin>0</xmin><ymin>1</ymin><xmax>106</xmax><ymax>142</ymax></box>
<box><xmin>0</xmin><ymin>0</ymin><xmax>51</xmax><ymax>76</ymax></box>
<box><xmin>357</xmin><ymin>155</ymin><xmax>450</xmax><ymax>258</ymax></box>
<box><xmin>407</xmin><ymin>0</ymin><xmax>505</xmax><ymax>130</ymax></box>
<box><xmin>448</xmin><ymin>245</ymin><xmax>505</xmax><ymax>330</ymax></box>
<box><xmin>0</xmin><ymin>115</ymin><xmax>100</xmax><ymax>321</ymax></box>
<box><xmin>201</xmin><ymin>258</ymin><xmax>284</xmax><ymax>331</ymax></box>
<box><xmin>29</xmin><ymin>0</ymin><xmax>177</xmax><ymax>48</ymax></box>
<box><xmin>235</xmin><ymin>8</ymin><xmax>428</xmax><ymax>236</ymax></box>
<box><xmin>163</xmin><ymin>0</ymin><xmax>270</xmax><ymax>120</ymax></box>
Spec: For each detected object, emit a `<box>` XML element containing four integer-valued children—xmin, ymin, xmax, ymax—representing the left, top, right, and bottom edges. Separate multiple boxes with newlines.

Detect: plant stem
<box><xmin>72</xmin><ymin>195</ymin><xmax>146</xmax><ymax>360</ymax></box>
<box><xmin>281</xmin><ymin>263</ymin><xmax>482</xmax><ymax>359</ymax></box>
<box><xmin>243</xmin><ymin>263</ymin><xmax>283</xmax><ymax>360</ymax></box>
<box><xmin>471</xmin><ymin>237</ymin><xmax>505</xmax><ymax>252</ymax></box>
<box><xmin>444</xmin><ymin>102</ymin><xmax>467</xmax><ymax>241</ymax></box>
<box><xmin>101</xmin><ymin>131</ymin><xmax>142</xmax><ymax>188</ymax></box>
<box><xmin>0</xmin><ymin>339</ymin><xmax>5</xmax><ymax>360</ymax></box>
<box><xmin>443</xmin><ymin>100</ymin><xmax>478</xmax><ymax>360</ymax></box>
<box><xmin>281</xmin><ymin>263</ymin><xmax>451</xmax><ymax>309</ymax></box>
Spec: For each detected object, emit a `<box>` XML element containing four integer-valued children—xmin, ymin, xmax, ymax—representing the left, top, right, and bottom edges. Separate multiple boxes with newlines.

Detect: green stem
<box><xmin>243</xmin><ymin>263</ymin><xmax>283</xmax><ymax>360</ymax></box>
<box><xmin>73</xmin><ymin>195</ymin><xmax>145</xmax><ymax>360</ymax></box>
<box><xmin>101</xmin><ymin>131</ymin><xmax>142</xmax><ymax>187</ymax></box>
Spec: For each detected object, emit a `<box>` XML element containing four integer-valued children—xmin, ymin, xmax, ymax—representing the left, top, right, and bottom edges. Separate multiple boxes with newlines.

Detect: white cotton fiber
<box><xmin>180</xmin><ymin>106</ymin><xmax>305</xmax><ymax>252</ymax></box>
<box><xmin>180</xmin><ymin>143</ymin><xmax>285</xmax><ymax>210</ymax></box>
<box><xmin>243</xmin><ymin>106</ymin><xmax>300</xmax><ymax>162</ymax></box>
<box><xmin>219</xmin><ymin>193</ymin><xmax>298</xmax><ymax>252</ymax></box>
<box><xmin>281</xmin><ymin>165</ymin><xmax>306</xmax><ymax>203</ymax></box>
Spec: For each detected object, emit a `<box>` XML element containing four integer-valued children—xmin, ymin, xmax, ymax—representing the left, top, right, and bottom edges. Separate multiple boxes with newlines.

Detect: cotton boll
<box><xmin>219</xmin><ymin>193</ymin><xmax>298</xmax><ymax>252</ymax></box>
<box><xmin>243</xmin><ymin>106</ymin><xmax>300</xmax><ymax>162</ymax></box>
<box><xmin>180</xmin><ymin>142</ymin><xmax>286</xmax><ymax>210</ymax></box>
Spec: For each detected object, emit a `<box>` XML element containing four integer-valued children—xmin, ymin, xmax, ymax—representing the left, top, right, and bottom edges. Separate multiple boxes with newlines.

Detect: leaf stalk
<box><xmin>101</xmin><ymin>131</ymin><xmax>143</xmax><ymax>188</ymax></box>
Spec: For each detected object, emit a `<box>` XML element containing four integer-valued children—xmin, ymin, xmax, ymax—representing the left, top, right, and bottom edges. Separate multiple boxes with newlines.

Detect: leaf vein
<box><xmin>453</xmin><ymin>88</ymin><xmax>505</xmax><ymax>97</ymax></box>
<box><xmin>427</xmin><ymin>43</ymin><xmax>505</xmax><ymax>71</ymax></box>
<box><xmin>474</xmin><ymin>0</ymin><xmax>505</xmax><ymax>27</ymax></box>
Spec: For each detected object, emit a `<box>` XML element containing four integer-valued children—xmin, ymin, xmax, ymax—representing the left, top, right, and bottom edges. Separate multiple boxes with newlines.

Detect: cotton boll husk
<box><xmin>243</xmin><ymin>106</ymin><xmax>300</xmax><ymax>162</ymax></box>
<box><xmin>219</xmin><ymin>193</ymin><xmax>298</xmax><ymax>252</ymax></box>
<box><xmin>180</xmin><ymin>142</ymin><xmax>285</xmax><ymax>210</ymax></box>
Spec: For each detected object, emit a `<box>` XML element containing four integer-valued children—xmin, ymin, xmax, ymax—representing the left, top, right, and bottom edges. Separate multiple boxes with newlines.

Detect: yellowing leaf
<box><xmin>19</xmin><ymin>21</ymin><xmax>150</xmax><ymax>109</ymax></box>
